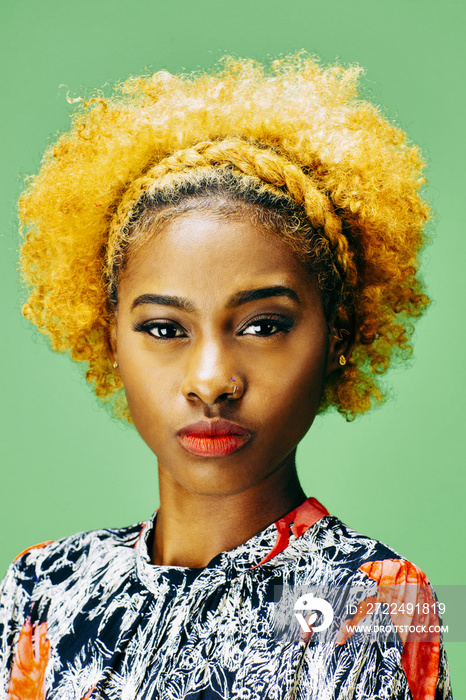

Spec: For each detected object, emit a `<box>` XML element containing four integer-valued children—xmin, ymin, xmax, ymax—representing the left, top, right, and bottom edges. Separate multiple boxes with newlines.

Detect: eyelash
<box><xmin>240</xmin><ymin>314</ymin><xmax>294</xmax><ymax>337</ymax></box>
<box><xmin>133</xmin><ymin>314</ymin><xmax>294</xmax><ymax>340</ymax></box>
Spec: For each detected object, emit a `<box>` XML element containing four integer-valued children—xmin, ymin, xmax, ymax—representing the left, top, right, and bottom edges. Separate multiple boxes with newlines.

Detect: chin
<box><xmin>162</xmin><ymin>461</ymin><xmax>263</xmax><ymax>498</ymax></box>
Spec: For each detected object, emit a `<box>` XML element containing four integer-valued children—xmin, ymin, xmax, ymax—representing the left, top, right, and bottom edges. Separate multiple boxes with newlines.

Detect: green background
<box><xmin>1</xmin><ymin>0</ymin><xmax>464</xmax><ymax>692</ymax></box>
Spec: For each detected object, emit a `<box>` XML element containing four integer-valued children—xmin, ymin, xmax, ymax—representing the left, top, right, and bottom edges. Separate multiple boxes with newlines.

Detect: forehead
<box><xmin>119</xmin><ymin>211</ymin><xmax>313</xmax><ymax>302</ymax></box>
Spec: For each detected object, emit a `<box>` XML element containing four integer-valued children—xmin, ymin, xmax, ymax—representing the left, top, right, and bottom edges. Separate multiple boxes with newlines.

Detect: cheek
<box><xmin>118</xmin><ymin>358</ymin><xmax>164</xmax><ymax>428</ymax></box>
<box><xmin>259</xmin><ymin>343</ymin><xmax>328</xmax><ymax>437</ymax></box>
<box><xmin>281</xmin><ymin>334</ymin><xmax>328</xmax><ymax>399</ymax></box>
<box><xmin>124</xmin><ymin>383</ymin><xmax>171</xmax><ymax>457</ymax></box>
<box><xmin>119</xmin><ymin>354</ymin><xmax>186</xmax><ymax>455</ymax></box>
<box><xmin>117</xmin><ymin>333</ymin><xmax>158</xmax><ymax>411</ymax></box>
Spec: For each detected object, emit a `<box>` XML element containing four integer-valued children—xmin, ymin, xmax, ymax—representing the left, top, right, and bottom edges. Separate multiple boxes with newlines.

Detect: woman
<box><xmin>0</xmin><ymin>56</ymin><xmax>452</xmax><ymax>699</ymax></box>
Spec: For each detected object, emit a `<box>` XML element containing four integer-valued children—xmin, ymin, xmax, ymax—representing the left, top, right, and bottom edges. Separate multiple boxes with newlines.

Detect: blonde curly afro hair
<box><xmin>19</xmin><ymin>54</ymin><xmax>430</xmax><ymax>421</ymax></box>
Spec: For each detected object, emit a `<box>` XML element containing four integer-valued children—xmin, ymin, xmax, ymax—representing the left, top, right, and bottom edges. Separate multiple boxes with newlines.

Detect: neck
<box><xmin>152</xmin><ymin>452</ymin><xmax>306</xmax><ymax>568</ymax></box>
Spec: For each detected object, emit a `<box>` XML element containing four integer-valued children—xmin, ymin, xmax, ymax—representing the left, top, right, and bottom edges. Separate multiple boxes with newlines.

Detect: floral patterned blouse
<box><xmin>0</xmin><ymin>497</ymin><xmax>452</xmax><ymax>699</ymax></box>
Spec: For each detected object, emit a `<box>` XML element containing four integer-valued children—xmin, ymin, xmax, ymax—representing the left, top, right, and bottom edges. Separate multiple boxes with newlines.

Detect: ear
<box><xmin>326</xmin><ymin>308</ymin><xmax>356</xmax><ymax>376</ymax></box>
<box><xmin>107</xmin><ymin>316</ymin><xmax>119</xmax><ymax>368</ymax></box>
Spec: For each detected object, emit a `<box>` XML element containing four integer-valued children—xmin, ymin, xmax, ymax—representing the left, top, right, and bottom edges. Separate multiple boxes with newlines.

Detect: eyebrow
<box><xmin>226</xmin><ymin>286</ymin><xmax>301</xmax><ymax>308</ymax></box>
<box><xmin>131</xmin><ymin>294</ymin><xmax>196</xmax><ymax>312</ymax></box>
<box><xmin>130</xmin><ymin>286</ymin><xmax>300</xmax><ymax>313</ymax></box>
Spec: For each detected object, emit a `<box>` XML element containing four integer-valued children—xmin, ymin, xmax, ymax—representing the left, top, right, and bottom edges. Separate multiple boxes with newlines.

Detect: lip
<box><xmin>177</xmin><ymin>419</ymin><xmax>252</xmax><ymax>457</ymax></box>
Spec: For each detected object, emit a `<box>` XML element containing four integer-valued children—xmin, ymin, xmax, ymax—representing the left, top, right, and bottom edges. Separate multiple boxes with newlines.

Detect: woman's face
<box><xmin>111</xmin><ymin>210</ymin><xmax>339</xmax><ymax>497</ymax></box>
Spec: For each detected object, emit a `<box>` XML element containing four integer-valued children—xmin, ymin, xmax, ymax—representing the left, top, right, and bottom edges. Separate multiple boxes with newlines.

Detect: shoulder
<box><xmin>297</xmin><ymin>517</ymin><xmax>451</xmax><ymax>699</ymax></box>
<box><xmin>1</xmin><ymin>519</ymin><xmax>147</xmax><ymax>602</ymax></box>
<box><xmin>290</xmin><ymin>513</ymin><xmax>438</xmax><ymax>599</ymax></box>
<box><xmin>0</xmin><ymin>520</ymin><xmax>148</xmax><ymax>691</ymax></box>
<box><xmin>304</xmin><ymin>516</ymin><xmax>438</xmax><ymax>622</ymax></box>
<box><xmin>301</xmin><ymin>514</ymin><xmax>420</xmax><ymax>571</ymax></box>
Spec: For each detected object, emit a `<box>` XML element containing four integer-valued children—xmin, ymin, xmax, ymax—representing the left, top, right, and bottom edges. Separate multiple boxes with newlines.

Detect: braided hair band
<box><xmin>105</xmin><ymin>138</ymin><xmax>355</xmax><ymax>300</ymax></box>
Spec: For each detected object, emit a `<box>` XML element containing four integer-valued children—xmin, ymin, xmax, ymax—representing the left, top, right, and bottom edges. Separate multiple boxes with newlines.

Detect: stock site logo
<box><xmin>294</xmin><ymin>594</ymin><xmax>334</xmax><ymax>634</ymax></box>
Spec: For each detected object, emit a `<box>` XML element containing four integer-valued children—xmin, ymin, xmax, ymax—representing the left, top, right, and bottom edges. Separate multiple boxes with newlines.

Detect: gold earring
<box><xmin>113</xmin><ymin>360</ymin><xmax>119</xmax><ymax>369</ymax></box>
<box><xmin>339</xmin><ymin>355</ymin><xmax>347</xmax><ymax>366</ymax></box>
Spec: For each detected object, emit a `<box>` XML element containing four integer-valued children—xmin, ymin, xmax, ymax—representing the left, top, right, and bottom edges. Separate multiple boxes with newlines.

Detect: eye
<box><xmin>133</xmin><ymin>321</ymin><xmax>187</xmax><ymax>339</ymax></box>
<box><xmin>240</xmin><ymin>315</ymin><xmax>294</xmax><ymax>337</ymax></box>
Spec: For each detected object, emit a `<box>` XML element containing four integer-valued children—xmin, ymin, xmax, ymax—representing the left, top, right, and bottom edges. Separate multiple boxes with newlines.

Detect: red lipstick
<box><xmin>177</xmin><ymin>419</ymin><xmax>252</xmax><ymax>457</ymax></box>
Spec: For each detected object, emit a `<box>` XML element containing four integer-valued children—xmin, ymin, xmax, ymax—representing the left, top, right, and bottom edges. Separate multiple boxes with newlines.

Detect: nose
<box><xmin>181</xmin><ymin>337</ymin><xmax>243</xmax><ymax>405</ymax></box>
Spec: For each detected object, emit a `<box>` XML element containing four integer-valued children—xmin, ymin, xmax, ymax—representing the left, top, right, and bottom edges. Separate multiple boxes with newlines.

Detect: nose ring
<box><xmin>229</xmin><ymin>377</ymin><xmax>238</xmax><ymax>396</ymax></box>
